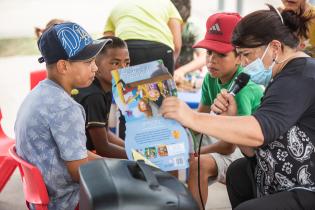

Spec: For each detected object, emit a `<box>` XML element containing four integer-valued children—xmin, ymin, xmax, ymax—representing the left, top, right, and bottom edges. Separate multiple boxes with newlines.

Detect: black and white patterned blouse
<box><xmin>253</xmin><ymin>57</ymin><xmax>315</xmax><ymax>196</ymax></box>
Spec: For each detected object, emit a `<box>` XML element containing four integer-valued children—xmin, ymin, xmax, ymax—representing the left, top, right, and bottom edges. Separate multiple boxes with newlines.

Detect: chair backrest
<box><xmin>0</xmin><ymin>108</ymin><xmax>17</xmax><ymax>192</ymax></box>
<box><xmin>30</xmin><ymin>70</ymin><xmax>47</xmax><ymax>90</ymax></box>
<box><xmin>0</xmin><ymin>108</ymin><xmax>15</xmax><ymax>153</ymax></box>
<box><xmin>9</xmin><ymin>145</ymin><xmax>49</xmax><ymax>209</ymax></box>
<box><xmin>0</xmin><ymin>108</ymin><xmax>7</xmax><ymax>139</ymax></box>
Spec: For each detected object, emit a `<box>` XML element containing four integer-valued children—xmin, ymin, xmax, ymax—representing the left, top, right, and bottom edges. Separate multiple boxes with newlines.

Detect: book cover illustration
<box><xmin>111</xmin><ymin>60</ymin><xmax>190</xmax><ymax>171</ymax></box>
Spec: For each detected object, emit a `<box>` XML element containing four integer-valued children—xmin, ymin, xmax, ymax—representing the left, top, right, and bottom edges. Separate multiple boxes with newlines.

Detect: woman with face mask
<box><xmin>161</xmin><ymin>4</ymin><xmax>315</xmax><ymax>210</ymax></box>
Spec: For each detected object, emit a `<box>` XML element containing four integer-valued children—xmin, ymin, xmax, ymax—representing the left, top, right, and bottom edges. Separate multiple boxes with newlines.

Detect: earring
<box><xmin>273</xmin><ymin>57</ymin><xmax>280</xmax><ymax>64</ymax></box>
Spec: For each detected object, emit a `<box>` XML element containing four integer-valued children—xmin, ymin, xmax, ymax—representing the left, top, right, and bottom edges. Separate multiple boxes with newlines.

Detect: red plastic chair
<box><xmin>0</xmin><ymin>109</ymin><xmax>17</xmax><ymax>192</ymax></box>
<box><xmin>9</xmin><ymin>145</ymin><xmax>49</xmax><ymax>210</ymax></box>
<box><xmin>30</xmin><ymin>70</ymin><xmax>47</xmax><ymax>90</ymax></box>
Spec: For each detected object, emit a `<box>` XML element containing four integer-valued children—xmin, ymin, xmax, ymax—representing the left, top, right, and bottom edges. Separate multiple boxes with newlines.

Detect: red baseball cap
<box><xmin>193</xmin><ymin>12</ymin><xmax>241</xmax><ymax>54</ymax></box>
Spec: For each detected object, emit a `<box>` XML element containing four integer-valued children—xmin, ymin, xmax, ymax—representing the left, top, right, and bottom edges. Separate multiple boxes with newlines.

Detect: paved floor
<box><xmin>0</xmin><ymin>171</ymin><xmax>27</xmax><ymax>210</ymax></box>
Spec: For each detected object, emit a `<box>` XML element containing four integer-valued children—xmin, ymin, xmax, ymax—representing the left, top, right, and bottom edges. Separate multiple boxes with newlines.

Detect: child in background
<box><xmin>34</xmin><ymin>19</ymin><xmax>65</xmax><ymax>39</ymax></box>
<box><xmin>74</xmin><ymin>36</ymin><xmax>130</xmax><ymax>159</ymax></box>
<box><xmin>280</xmin><ymin>0</ymin><xmax>315</xmax><ymax>56</ymax></box>
<box><xmin>171</xmin><ymin>0</ymin><xmax>206</xmax><ymax>89</ymax></box>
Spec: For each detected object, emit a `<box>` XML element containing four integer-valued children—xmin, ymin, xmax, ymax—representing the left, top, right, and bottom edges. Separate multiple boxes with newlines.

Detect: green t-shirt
<box><xmin>201</xmin><ymin>66</ymin><xmax>264</xmax><ymax>116</ymax></box>
<box><xmin>104</xmin><ymin>0</ymin><xmax>182</xmax><ymax>50</ymax></box>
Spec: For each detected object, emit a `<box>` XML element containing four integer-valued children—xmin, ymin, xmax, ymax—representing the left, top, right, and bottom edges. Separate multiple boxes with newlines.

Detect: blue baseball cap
<box><xmin>38</xmin><ymin>22</ymin><xmax>111</xmax><ymax>64</ymax></box>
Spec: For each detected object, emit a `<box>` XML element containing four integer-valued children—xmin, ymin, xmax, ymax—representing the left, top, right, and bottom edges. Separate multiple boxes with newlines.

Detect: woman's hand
<box><xmin>211</xmin><ymin>89</ymin><xmax>237</xmax><ymax>116</ymax></box>
<box><xmin>160</xmin><ymin>96</ymin><xmax>195</xmax><ymax>128</ymax></box>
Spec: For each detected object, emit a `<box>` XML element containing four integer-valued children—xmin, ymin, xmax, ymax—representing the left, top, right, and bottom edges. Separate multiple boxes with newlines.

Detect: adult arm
<box><xmin>162</xmin><ymin>66</ymin><xmax>315</xmax><ymax>147</ymax></box>
<box><xmin>168</xmin><ymin>18</ymin><xmax>182</xmax><ymax>61</ymax></box>
<box><xmin>103</xmin><ymin>15</ymin><xmax>115</xmax><ymax>36</ymax></box>
<box><xmin>208</xmin><ymin>86</ymin><xmax>263</xmax><ymax>156</ymax></box>
<box><xmin>252</xmin><ymin>72</ymin><xmax>314</xmax><ymax>145</ymax></box>
<box><xmin>161</xmin><ymin>95</ymin><xmax>264</xmax><ymax>147</ymax></box>
<box><xmin>174</xmin><ymin>51</ymin><xmax>206</xmax><ymax>82</ymax></box>
<box><xmin>103</xmin><ymin>31</ymin><xmax>114</xmax><ymax>36</ymax></box>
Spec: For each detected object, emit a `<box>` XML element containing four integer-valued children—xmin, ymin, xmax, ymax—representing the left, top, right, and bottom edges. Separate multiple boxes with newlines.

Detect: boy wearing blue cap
<box><xmin>14</xmin><ymin>22</ymin><xmax>111</xmax><ymax>210</ymax></box>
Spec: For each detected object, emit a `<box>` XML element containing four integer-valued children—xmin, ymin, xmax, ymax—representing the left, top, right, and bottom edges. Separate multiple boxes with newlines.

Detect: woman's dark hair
<box><xmin>232</xmin><ymin>4</ymin><xmax>311</xmax><ymax>48</ymax></box>
<box><xmin>98</xmin><ymin>36</ymin><xmax>127</xmax><ymax>55</ymax></box>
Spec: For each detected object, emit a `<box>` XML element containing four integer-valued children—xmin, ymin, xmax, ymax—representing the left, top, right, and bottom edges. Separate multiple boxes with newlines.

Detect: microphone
<box><xmin>228</xmin><ymin>72</ymin><xmax>250</xmax><ymax>96</ymax></box>
<box><xmin>210</xmin><ymin>72</ymin><xmax>250</xmax><ymax>115</ymax></box>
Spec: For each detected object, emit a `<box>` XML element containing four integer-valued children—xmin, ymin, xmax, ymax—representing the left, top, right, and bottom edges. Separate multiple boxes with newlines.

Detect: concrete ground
<box><xmin>0</xmin><ymin>171</ymin><xmax>27</xmax><ymax>210</ymax></box>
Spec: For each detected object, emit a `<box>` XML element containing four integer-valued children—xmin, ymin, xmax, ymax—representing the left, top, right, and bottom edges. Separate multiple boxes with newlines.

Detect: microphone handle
<box><xmin>229</xmin><ymin>92</ymin><xmax>236</xmax><ymax>96</ymax></box>
<box><xmin>228</xmin><ymin>84</ymin><xmax>239</xmax><ymax>96</ymax></box>
<box><xmin>210</xmin><ymin>110</ymin><xmax>218</xmax><ymax>115</ymax></box>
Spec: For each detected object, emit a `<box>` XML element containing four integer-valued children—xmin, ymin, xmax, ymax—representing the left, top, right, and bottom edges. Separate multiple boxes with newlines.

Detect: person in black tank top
<box><xmin>74</xmin><ymin>36</ymin><xmax>130</xmax><ymax>159</ymax></box>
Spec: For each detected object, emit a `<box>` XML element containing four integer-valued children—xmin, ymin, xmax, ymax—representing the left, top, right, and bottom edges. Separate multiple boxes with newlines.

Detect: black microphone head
<box><xmin>235</xmin><ymin>72</ymin><xmax>250</xmax><ymax>89</ymax></box>
<box><xmin>228</xmin><ymin>72</ymin><xmax>250</xmax><ymax>95</ymax></box>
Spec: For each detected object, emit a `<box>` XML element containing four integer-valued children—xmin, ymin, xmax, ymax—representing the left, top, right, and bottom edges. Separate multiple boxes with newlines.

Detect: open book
<box><xmin>111</xmin><ymin>60</ymin><xmax>190</xmax><ymax>171</ymax></box>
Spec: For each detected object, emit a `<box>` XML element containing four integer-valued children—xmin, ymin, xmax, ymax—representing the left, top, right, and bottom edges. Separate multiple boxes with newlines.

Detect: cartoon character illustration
<box><xmin>157</xmin><ymin>81</ymin><xmax>169</xmax><ymax>97</ymax></box>
<box><xmin>125</xmin><ymin>110</ymin><xmax>133</xmax><ymax>117</ymax></box>
<box><xmin>138</xmin><ymin>98</ymin><xmax>153</xmax><ymax>117</ymax></box>
<box><xmin>112</xmin><ymin>70</ymin><xmax>140</xmax><ymax>105</ymax></box>
<box><xmin>158</xmin><ymin>145</ymin><xmax>169</xmax><ymax>157</ymax></box>
<box><xmin>145</xmin><ymin>147</ymin><xmax>157</xmax><ymax>159</ymax></box>
<box><xmin>137</xmin><ymin>84</ymin><xmax>160</xmax><ymax>101</ymax></box>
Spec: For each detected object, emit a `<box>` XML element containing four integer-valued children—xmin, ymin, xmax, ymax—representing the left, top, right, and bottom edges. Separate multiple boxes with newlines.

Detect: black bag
<box><xmin>79</xmin><ymin>159</ymin><xmax>198</xmax><ymax>210</ymax></box>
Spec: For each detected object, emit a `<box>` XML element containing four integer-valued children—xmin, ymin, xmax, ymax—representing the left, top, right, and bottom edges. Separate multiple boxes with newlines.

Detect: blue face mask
<box><xmin>243</xmin><ymin>44</ymin><xmax>276</xmax><ymax>87</ymax></box>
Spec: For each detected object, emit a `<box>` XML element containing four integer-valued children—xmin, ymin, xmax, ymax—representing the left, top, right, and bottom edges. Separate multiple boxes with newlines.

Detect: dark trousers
<box><xmin>125</xmin><ymin>40</ymin><xmax>174</xmax><ymax>75</ymax></box>
<box><xmin>226</xmin><ymin>157</ymin><xmax>315</xmax><ymax>210</ymax></box>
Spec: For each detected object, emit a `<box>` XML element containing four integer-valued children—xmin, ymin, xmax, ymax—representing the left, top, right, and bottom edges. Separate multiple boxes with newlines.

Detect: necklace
<box><xmin>274</xmin><ymin>51</ymin><xmax>309</xmax><ymax>75</ymax></box>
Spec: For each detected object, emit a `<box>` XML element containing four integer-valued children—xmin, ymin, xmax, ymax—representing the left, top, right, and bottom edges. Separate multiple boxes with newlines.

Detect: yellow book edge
<box><xmin>131</xmin><ymin>149</ymin><xmax>160</xmax><ymax>169</ymax></box>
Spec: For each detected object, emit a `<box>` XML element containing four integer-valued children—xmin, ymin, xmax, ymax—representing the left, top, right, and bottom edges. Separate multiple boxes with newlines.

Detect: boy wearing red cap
<box><xmin>187</xmin><ymin>13</ymin><xmax>263</xmax><ymax>208</ymax></box>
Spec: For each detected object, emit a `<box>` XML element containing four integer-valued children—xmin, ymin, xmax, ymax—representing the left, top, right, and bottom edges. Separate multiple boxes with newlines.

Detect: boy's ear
<box><xmin>56</xmin><ymin>60</ymin><xmax>69</xmax><ymax>75</ymax></box>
